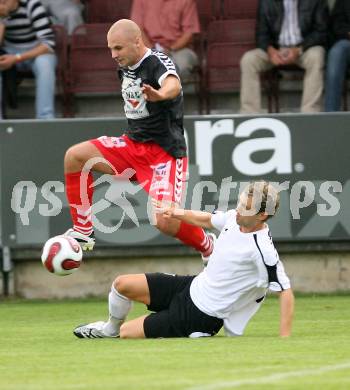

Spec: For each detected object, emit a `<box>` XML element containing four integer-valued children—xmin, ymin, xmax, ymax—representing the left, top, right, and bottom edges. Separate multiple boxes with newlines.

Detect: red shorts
<box><xmin>90</xmin><ymin>135</ymin><xmax>188</xmax><ymax>203</ymax></box>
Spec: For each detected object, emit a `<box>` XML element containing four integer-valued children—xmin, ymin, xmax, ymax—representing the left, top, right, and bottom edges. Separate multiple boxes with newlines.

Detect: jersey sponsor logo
<box><xmin>97</xmin><ymin>136</ymin><xmax>126</xmax><ymax>148</ymax></box>
<box><xmin>156</xmin><ymin>190</ymin><xmax>171</xmax><ymax>196</ymax></box>
<box><xmin>121</xmin><ymin>76</ymin><xmax>149</xmax><ymax>119</ymax></box>
<box><xmin>127</xmin><ymin>98</ymin><xmax>140</xmax><ymax>108</ymax></box>
<box><xmin>150</xmin><ymin>161</ymin><xmax>171</xmax><ymax>192</ymax></box>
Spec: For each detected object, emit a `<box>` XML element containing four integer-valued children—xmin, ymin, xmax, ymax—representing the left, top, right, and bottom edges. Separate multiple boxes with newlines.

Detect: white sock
<box><xmin>103</xmin><ymin>284</ymin><xmax>132</xmax><ymax>336</ymax></box>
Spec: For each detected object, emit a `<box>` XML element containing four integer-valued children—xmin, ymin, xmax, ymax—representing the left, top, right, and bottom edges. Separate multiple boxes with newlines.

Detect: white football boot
<box><xmin>201</xmin><ymin>232</ymin><xmax>217</xmax><ymax>267</ymax></box>
<box><xmin>73</xmin><ymin>321</ymin><xmax>118</xmax><ymax>339</ymax></box>
<box><xmin>63</xmin><ymin>229</ymin><xmax>95</xmax><ymax>251</ymax></box>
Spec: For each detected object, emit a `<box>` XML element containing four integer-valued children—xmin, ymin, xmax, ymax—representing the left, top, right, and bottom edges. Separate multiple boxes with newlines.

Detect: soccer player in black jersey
<box><xmin>62</xmin><ymin>19</ymin><xmax>214</xmax><ymax>261</ymax></box>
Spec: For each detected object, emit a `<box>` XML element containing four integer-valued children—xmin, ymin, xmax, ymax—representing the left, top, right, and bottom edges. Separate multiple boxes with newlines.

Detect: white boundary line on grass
<box><xmin>187</xmin><ymin>361</ymin><xmax>350</xmax><ymax>390</ymax></box>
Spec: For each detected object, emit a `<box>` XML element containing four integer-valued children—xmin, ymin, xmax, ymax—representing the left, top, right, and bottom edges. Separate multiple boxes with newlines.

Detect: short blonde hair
<box><xmin>243</xmin><ymin>181</ymin><xmax>280</xmax><ymax>219</ymax></box>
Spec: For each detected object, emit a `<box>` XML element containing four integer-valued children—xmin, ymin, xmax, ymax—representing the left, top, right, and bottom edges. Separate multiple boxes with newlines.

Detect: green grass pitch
<box><xmin>0</xmin><ymin>294</ymin><xmax>350</xmax><ymax>390</ymax></box>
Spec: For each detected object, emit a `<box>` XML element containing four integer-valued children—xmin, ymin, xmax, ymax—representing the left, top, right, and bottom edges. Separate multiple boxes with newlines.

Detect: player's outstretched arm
<box><xmin>172</xmin><ymin>209</ymin><xmax>214</xmax><ymax>229</ymax></box>
<box><xmin>154</xmin><ymin>200</ymin><xmax>214</xmax><ymax>229</ymax></box>
<box><xmin>142</xmin><ymin>75</ymin><xmax>181</xmax><ymax>102</ymax></box>
<box><xmin>279</xmin><ymin>288</ymin><xmax>294</xmax><ymax>337</ymax></box>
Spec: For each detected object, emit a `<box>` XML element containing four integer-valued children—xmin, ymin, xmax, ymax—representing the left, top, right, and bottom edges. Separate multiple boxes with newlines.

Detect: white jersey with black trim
<box><xmin>190</xmin><ymin>210</ymin><xmax>291</xmax><ymax>334</ymax></box>
<box><xmin>119</xmin><ymin>48</ymin><xmax>187</xmax><ymax>159</ymax></box>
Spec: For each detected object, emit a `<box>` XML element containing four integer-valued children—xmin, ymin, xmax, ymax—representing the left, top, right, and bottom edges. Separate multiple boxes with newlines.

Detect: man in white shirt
<box><xmin>73</xmin><ymin>181</ymin><xmax>294</xmax><ymax>339</ymax></box>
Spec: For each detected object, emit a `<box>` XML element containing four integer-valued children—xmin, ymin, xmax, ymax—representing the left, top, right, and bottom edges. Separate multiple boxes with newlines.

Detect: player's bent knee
<box><xmin>113</xmin><ymin>274</ymin><xmax>150</xmax><ymax>304</ymax></box>
<box><xmin>64</xmin><ymin>145</ymin><xmax>78</xmax><ymax>163</ymax></box>
<box><xmin>154</xmin><ymin>216</ymin><xmax>168</xmax><ymax>232</ymax></box>
<box><xmin>64</xmin><ymin>143</ymin><xmax>87</xmax><ymax>167</ymax></box>
<box><xmin>155</xmin><ymin>214</ymin><xmax>180</xmax><ymax>236</ymax></box>
<box><xmin>114</xmin><ymin>275</ymin><xmax>130</xmax><ymax>295</ymax></box>
<box><xmin>240</xmin><ymin>50</ymin><xmax>256</xmax><ymax>69</ymax></box>
<box><xmin>114</xmin><ymin>274</ymin><xmax>142</xmax><ymax>297</ymax></box>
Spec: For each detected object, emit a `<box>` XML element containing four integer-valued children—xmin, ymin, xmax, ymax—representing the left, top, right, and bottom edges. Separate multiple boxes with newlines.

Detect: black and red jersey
<box><xmin>118</xmin><ymin>49</ymin><xmax>187</xmax><ymax>158</ymax></box>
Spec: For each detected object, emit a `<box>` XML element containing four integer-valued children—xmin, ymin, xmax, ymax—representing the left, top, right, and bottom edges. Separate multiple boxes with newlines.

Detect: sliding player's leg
<box><xmin>119</xmin><ymin>315</ymin><xmax>148</xmax><ymax>338</ymax></box>
<box><xmin>73</xmin><ymin>273</ymin><xmax>195</xmax><ymax>339</ymax></box>
<box><xmin>120</xmin><ymin>272</ymin><xmax>223</xmax><ymax>339</ymax></box>
<box><xmin>73</xmin><ymin>274</ymin><xmax>149</xmax><ymax>339</ymax></box>
<box><xmin>111</xmin><ymin>273</ymin><xmax>197</xmax><ymax>339</ymax></box>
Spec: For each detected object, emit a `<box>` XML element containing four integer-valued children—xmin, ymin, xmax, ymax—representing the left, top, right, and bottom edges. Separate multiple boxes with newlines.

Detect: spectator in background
<box><xmin>41</xmin><ymin>0</ymin><xmax>84</xmax><ymax>35</ymax></box>
<box><xmin>240</xmin><ymin>0</ymin><xmax>329</xmax><ymax>113</ymax></box>
<box><xmin>0</xmin><ymin>0</ymin><xmax>56</xmax><ymax>119</ymax></box>
<box><xmin>131</xmin><ymin>0</ymin><xmax>200</xmax><ymax>82</ymax></box>
<box><xmin>324</xmin><ymin>0</ymin><xmax>350</xmax><ymax>111</ymax></box>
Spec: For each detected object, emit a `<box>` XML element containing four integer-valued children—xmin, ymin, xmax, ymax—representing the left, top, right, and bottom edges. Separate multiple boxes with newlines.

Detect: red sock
<box><xmin>65</xmin><ymin>171</ymin><xmax>94</xmax><ymax>236</ymax></box>
<box><xmin>175</xmin><ymin>222</ymin><xmax>213</xmax><ymax>256</ymax></box>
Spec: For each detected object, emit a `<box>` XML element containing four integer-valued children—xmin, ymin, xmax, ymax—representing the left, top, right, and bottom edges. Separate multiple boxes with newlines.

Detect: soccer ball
<box><xmin>41</xmin><ymin>236</ymin><xmax>83</xmax><ymax>276</ymax></box>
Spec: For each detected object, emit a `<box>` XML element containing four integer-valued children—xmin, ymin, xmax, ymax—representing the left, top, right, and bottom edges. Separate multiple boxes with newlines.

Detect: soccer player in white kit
<box><xmin>73</xmin><ymin>181</ymin><xmax>294</xmax><ymax>339</ymax></box>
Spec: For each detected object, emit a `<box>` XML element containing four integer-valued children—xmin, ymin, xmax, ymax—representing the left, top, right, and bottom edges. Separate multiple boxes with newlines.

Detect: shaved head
<box><xmin>107</xmin><ymin>19</ymin><xmax>142</xmax><ymax>42</ymax></box>
<box><xmin>107</xmin><ymin>19</ymin><xmax>147</xmax><ymax>68</ymax></box>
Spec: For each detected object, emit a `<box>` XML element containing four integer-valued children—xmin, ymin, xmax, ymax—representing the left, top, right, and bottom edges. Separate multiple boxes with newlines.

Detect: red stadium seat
<box><xmin>204</xmin><ymin>19</ymin><xmax>256</xmax><ymax>112</ymax></box>
<box><xmin>221</xmin><ymin>0</ymin><xmax>258</xmax><ymax>20</ymax></box>
<box><xmin>206</xmin><ymin>42</ymin><xmax>255</xmax><ymax>91</ymax></box>
<box><xmin>195</xmin><ymin>0</ymin><xmax>221</xmax><ymax>31</ymax></box>
<box><xmin>85</xmin><ymin>0</ymin><xmax>132</xmax><ymax>24</ymax></box>
<box><xmin>207</xmin><ymin>19</ymin><xmax>256</xmax><ymax>44</ymax></box>
<box><xmin>66</xmin><ymin>24</ymin><xmax>120</xmax><ymax>116</ymax></box>
<box><xmin>181</xmin><ymin>1</ymin><xmax>222</xmax><ymax>112</ymax></box>
<box><xmin>51</xmin><ymin>25</ymin><xmax>70</xmax><ymax>115</ymax></box>
<box><xmin>204</xmin><ymin>18</ymin><xmax>278</xmax><ymax>113</ymax></box>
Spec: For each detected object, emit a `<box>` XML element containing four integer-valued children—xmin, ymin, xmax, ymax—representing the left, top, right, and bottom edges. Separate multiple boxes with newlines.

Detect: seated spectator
<box><xmin>324</xmin><ymin>0</ymin><xmax>350</xmax><ymax>112</ymax></box>
<box><xmin>41</xmin><ymin>0</ymin><xmax>84</xmax><ymax>35</ymax></box>
<box><xmin>131</xmin><ymin>0</ymin><xmax>200</xmax><ymax>83</ymax></box>
<box><xmin>0</xmin><ymin>0</ymin><xmax>56</xmax><ymax>119</ymax></box>
<box><xmin>240</xmin><ymin>0</ymin><xmax>329</xmax><ymax>113</ymax></box>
